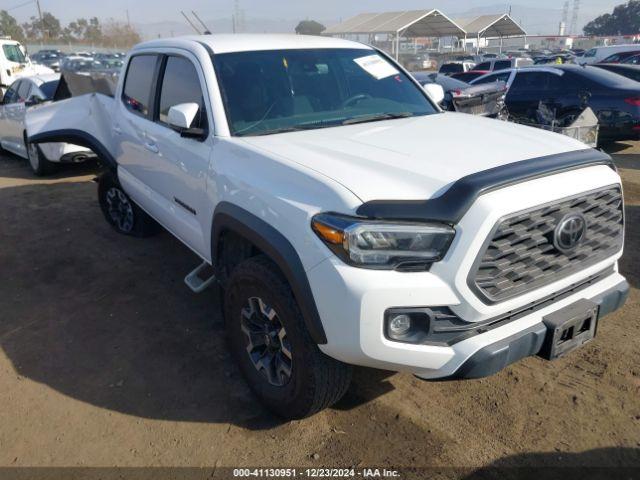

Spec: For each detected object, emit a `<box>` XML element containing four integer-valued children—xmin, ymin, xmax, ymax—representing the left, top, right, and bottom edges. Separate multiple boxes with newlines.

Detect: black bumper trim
<box><xmin>433</xmin><ymin>279</ymin><xmax>629</xmax><ymax>380</ymax></box>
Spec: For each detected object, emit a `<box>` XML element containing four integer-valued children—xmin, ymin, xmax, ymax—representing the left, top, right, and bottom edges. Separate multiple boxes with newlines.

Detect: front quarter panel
<box><xmin>209</xmin><ymin>137</ymin><xmax>363</xmax><ymax>271</ymax></box>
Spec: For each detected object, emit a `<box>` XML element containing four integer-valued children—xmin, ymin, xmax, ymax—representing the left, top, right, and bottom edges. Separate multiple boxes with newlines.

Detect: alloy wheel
<box><xmin>240</xmin><ymin>296</ymin><xmax>293</xmax><ymax>387</ymax></box>
<box><xmin>105</xmin><ymin>187</ymin><xmax>134</xmax><ymax>233</ymax></box>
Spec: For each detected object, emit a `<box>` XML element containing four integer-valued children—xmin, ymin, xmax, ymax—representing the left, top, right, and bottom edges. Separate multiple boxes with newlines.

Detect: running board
<box><xmin>184</xmin><ymin>262</ymin><xmax>216</xmax><ymax>293</ymax></box>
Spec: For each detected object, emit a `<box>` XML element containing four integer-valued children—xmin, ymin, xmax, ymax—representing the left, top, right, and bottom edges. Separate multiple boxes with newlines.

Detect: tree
<box><xmin>0</xmin><ymin>10</ymin><xmax>25</xmax><ymax>42</ymax></box>
<box><xmin>101</xmin><ymin>20</ymin><xmax>141</xmax><ymax>48</ymax></box>
<box><xmin>583</xmin><ymin>0</ymin><xmax>640</xmax><ymax>35</ymax></box>
<box><xmin>22</xmin><ymin>11</ymin><xmax>62</xmax><ymax>40</ymax></box>
<box><xmin>295</xmin><ymin>20</ymin><xmax>326</xmax><ymax>35</ymax></box>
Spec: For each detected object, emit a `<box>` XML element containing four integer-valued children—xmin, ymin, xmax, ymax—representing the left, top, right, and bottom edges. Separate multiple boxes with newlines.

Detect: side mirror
<box><xmin>423</xmin><ymin>83</ymin><xmax>445</xmax><ymax>106</ymax></box>
<box><xmin>167</xmin><ymin>102</ymin><xmax>207</xmax><ymax>140</ymax></box>
<box><xmin>168</xmin><ymin>102</ymin><xmax>200</xmax><ymax>130</ymax></box>
<box><xmin>25</xmin><ymin>95</ymin><xmax>44</xmax><ymax>107</ymax></box>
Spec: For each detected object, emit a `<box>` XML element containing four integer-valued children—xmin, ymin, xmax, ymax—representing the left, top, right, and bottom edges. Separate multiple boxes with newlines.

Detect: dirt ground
<box><xmin>0</xmin><ymin>141</ymin><xmax>639</xmax><ymax>478</ymax></box>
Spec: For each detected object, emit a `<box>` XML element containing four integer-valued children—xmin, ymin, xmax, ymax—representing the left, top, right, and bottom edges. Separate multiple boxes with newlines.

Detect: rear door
<box><xmin>0</xmin><ymin>82</ymin><xmax>20</xmax><ymax>151</ymax></box>
<box><xmin>505</xmin><ymin>71</ymin><xmax>564</xmax><ymax>122</ymax></box>
<box><xmin>0</xmin><ymin>80</ymin><xmax>29</xmax><ymax>156</ymax></box>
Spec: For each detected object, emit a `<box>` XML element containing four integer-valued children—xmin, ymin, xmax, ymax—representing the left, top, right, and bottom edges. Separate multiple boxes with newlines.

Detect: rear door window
<box><xmin>2</xmin><ymin>82</ymin><xmax>19</xmax><ymax>104</ymax></box>
<box><xmin>157</xmin><ymin>56</ymin><xmax>208</xmax><ymax>130</ymax></box>
<box><xmin>122</xmin><ymin>54</ymin><xmax>159</xmax><ymax>119</ymax></box>
<box><xmin>474</xmin><ymin>71</ymin><xmax>511</xmax><ymax>84</ymax></box>
<box><xmin>474</xmin><ymin>62</ymin><xmax>491</xmax><ymax>71</ymax></box>
<box><xmin>494</xmin><ymin>60</ymin><xmax>512</xmax><ymax>70</ymax></box>
<box><xmin>17</xmin><ymin>80</ymin><xmax>31</xmax><ymax>101</ymax></box>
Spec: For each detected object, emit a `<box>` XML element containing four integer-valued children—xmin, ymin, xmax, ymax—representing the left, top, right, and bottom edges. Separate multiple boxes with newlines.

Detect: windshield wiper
<box><xmin>244</xmin><ymin>120</ymin><xmax>345</xmax><ymax>137</ymax></box>
<box><xmin>341</xmin><ymin>112</ymin><xmax>415</xmax><ymax>126</ymax></box>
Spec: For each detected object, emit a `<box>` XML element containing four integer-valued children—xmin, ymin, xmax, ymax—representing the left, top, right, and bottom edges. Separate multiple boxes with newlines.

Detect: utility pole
<box><xmin>126</xmin><ymin>9</ymin><xmax>131</xmax><ymax>28</ymax></box>
<box><xmin>35</xmin><ymin>0</ymin><xmax>45</xmax><ymax>42</ymax></box>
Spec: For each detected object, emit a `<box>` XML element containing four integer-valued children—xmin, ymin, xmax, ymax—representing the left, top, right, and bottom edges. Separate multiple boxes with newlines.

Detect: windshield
<box><xmin>3</xmin><ymin>44</ymin><xmax>26</xmax><ymax>63</ymax></box>
<box><xmin>213</xmin><ymin>48</ymin><xmax>438</xmax><ymax>137</ymax></box>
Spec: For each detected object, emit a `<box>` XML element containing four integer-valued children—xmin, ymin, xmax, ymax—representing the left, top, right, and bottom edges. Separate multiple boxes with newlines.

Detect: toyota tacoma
<box><xmin>26</xmin><ymin>34</ymin><xmax>628</xmax><ymax>419</ymax></box>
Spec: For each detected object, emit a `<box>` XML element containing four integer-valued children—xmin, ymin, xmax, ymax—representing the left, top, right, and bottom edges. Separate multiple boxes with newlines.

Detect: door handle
<box><xmin>144</xmin><ymin>141</ymin><xmax>159</xmax><ymax>154</ymax></box>
<box><xmin>113</xmin><ymin>125</ymin><xmax>122</xmax><ymax>135</ymax></box>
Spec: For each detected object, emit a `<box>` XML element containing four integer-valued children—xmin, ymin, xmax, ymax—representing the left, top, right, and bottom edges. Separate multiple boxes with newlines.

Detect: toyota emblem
<box><xmin>554</xmin><ymin>213</ymin><xmax>587</xmax><ymax>253</ymax></box>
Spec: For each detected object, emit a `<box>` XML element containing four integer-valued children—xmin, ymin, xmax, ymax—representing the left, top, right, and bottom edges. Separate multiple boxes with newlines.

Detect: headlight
<box><xmin>311</xmin><ymin>213</ymin><xmax>455</xmax><ymax>270</ymax></box>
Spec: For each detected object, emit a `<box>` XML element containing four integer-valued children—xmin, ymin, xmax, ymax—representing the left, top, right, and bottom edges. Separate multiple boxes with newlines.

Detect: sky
<box><xmin>3</xmin><ymin>0</ymin><xmax>624</xmax><ymax>34</ymax></box>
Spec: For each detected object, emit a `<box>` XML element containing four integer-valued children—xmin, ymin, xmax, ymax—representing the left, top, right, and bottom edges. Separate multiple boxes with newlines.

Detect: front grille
<box><xmin>469</xmin><ymin>185</ymin><xmax>624</xmax><ymax>304</ymax></box>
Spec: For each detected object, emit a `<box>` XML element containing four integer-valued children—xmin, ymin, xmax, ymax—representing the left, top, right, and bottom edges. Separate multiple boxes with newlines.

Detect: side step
<box><xmin>184</xmin><ymin>262</ymin><xmax>216</xmax><ymax>293</ymax></box>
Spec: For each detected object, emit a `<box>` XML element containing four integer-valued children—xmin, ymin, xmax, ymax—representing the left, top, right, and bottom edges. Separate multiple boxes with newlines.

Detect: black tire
<box><xmin>97</xmin><ymin>173</ymin><xmax>161</xmax><ymax>237</ymax></box>
<box><xmin>224</xmin><ymin>255</ymin><xmax>352</xmax><ymax>419</ymax></box>
<box><xmin>26</xmin><ymin>141</ymin><xmax>56</xmax><ymax>176</ymax></box>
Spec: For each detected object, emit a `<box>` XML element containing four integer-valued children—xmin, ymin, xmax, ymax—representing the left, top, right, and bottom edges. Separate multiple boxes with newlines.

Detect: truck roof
<box><xmin>134</xmin><ymin>34</ymin><xmax>372</xmax><ymax>55</ymax></box>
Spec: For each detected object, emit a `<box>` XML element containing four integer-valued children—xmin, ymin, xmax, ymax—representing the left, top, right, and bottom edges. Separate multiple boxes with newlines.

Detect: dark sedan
<box><xmin>473</xmin><ymin>65</ymin><xmax>640</xmax><ymax>142</ymax></box>
<box><xmin>594</xmin><ymin>64</ymin><xmax>640</xmax><ymax>83</ymax></box>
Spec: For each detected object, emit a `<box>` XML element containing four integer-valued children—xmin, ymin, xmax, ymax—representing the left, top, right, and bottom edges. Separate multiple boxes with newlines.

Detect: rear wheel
<box><xmin>26</xmin><ymin>141</ymin><xmax>56</xmax><ymax>176</ymax></box>
<box><xmin>224</xmin><ymin>255</ymin><xmax>352</xmax><ymax>419</ymax></box>
<box><xmin>98</xmin><ymin>173</ymin><xmax>161</xmax><ymax>237</ymax></box>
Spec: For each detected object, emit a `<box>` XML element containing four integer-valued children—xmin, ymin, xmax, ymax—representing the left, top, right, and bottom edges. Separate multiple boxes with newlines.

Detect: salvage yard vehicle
<box><xmin>473</xmin><ymin>57</ymin><xmax>533</xmax><ymax>72</ymax></box>
<box><xmin>438</xmin><ymin>61</ymin><xmax>475</xmax><ymax>76</ymax></box>
<box><xmin>0</xmin><ymin>38</ymin><xmax>54</xmax><ymax>97</ymax></box>
<box><xmin>450</xmin><ymin>70</ymin><xmax>490</xmax><ymax>82</ymax></box>
<box><xmin>471</xmin><ymin>65</ymin><xmax>640</xmax><ymax>143</ymax></box>
<box><xmin>594</xmin><ymin>63</ymin><xmax>640</xmax><ymax>83</ymax></box>
<box><xmin>412</xmin><ymin>72</ymin><xmax>506</xmax><ymax>117</ymax></box>
<box><xmin>0</xmin><ymin>74</ymin><xmax>94</xmax><ymax>175</ymax></box>
<box><xmin>27</xmin><ymin>34</ymin><xmax>628</xmax><ymax>419</ymax></box>
<box><xmin>578</xmin><ymin>45</ymin><xmax>640</xmax><ymax>65</ymax></box>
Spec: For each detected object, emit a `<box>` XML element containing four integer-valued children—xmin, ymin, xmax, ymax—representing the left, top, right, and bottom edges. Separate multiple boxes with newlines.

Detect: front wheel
<box><xmin>97</xmin><ymin>173</ymin><xmax>161</xmax><ymax>237</ymax></box>
<box><xmin>224</xmin><ymin>255</ymin><xmax>352</xmax><ymax>419</ymax></box>
<box><xmin>26</xmin><ymin>141</ymin><xmax>56</xmax><ymax>176</ymax></box>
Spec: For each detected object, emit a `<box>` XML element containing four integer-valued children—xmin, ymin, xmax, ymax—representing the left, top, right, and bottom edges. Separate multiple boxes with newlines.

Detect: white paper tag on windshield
<box><xmin>354</xmin><ymin>54</ymin><xmax>399</xmax><ymax>80</ymax></box>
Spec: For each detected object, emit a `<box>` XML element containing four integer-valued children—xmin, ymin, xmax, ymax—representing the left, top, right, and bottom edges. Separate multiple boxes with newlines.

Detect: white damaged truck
<box><xmin>26</xmin><ymin>35</ymin><xmax>628</xmax><ymax>419</ymax></box>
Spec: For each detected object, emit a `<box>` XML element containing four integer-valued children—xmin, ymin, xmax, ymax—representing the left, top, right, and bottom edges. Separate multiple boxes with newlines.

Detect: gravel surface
<box><xmin>0</xmin><ymin>142</ymin><xmax>638</xmax><ymax>477</ymax></box>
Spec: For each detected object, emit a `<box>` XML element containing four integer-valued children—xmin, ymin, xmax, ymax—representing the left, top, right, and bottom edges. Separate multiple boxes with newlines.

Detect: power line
<box><xmin>4</xmin><ymin>0</ymin><xmax>35</xmax><ymax>11</ymax></box>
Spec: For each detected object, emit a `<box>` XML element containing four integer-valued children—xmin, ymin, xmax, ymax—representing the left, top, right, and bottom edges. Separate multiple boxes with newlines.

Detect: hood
<box><xmin>240</xmin><ymin>113</ymin><xmax>590</xmax><ymax>203</ymax></box>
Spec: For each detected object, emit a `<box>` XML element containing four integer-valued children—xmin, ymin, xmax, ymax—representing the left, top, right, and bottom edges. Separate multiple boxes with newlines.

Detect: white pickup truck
<box><xmin>26</xmin><ymin>34</ymin><xmax>628</xmax><ymax>419</ymax></box>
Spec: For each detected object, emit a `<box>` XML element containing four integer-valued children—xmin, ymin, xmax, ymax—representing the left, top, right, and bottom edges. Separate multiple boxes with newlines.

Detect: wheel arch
<box><xmin>212</xmin><ymin>202</ymin><xmax>328</xmax><ymax>345</ymax></box>
<box><xmin>28</xmin><ymin>129</ymin><xmax>117</xmax><ymax>171</ymax></box>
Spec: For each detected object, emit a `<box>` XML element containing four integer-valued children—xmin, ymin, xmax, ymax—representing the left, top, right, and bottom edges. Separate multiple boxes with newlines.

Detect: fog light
<box><xmin>389</xmin><ymin>314</ymin><xmax>412</xmax><ymax>336</ymax></box>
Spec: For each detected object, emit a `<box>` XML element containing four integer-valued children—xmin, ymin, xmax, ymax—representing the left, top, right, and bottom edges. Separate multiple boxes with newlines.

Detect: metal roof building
<box><xmin>456</xmin><ymin>14</ymin><xmax>527</xmax><ymax>53</ymax></box>
<box><xmin>324</xmin><ymin>10</ymin><xmax>526</xmax><ymax>56</ymax></box>
<box><xmin>323</xmin><ymin>10</ymin><xmax>466</xmax><ymax>58</ymax></box>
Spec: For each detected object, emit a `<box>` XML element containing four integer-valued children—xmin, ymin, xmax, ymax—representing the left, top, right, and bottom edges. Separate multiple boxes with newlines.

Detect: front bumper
<box><xmin>309</xmin><ymin>165</ymin><xmax>626</xmax><ymax>379</ymax></box>
<box><xmin>434</xmin><ymin>279</ymin><xmax>629</xmax><ymax>380</ymax></box>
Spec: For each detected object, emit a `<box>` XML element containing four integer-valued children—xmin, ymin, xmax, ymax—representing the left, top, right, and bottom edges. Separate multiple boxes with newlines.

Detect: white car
<box><xmin>0</xmin><ymin>74</ymin><xmax>94</xmax><ymax>175</ymax></box>
<box><xmin>27</xmin><ymin>35</ymin><xmax>628</xmax><ymax>419</ymax></box>
<box><xmin>578</xmin><ymin>44</ymin><xmax>640</xmax><ymax>65</ymax></box>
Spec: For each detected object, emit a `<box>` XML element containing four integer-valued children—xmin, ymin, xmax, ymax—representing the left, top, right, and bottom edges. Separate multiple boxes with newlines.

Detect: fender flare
<box><xmin>28</xmin><ymin>129</ymin><xmax>117</xmax><ymax>171</ymax></box>
<box><xmin>212</xmin><ymin>202</ymin><xmax>328</xmax><ymax>345</ymax></box>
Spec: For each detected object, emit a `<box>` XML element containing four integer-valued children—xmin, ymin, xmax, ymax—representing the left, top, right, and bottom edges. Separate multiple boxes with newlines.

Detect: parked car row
<box><xmin>469</xmin><ymin>64</ymin><xmax>640</xmax><ymax>143</ymax></box>
<box><xmin>30</xmin><ymin>49</ymin><xmax>127</xmax><ymax>73</ymax></box>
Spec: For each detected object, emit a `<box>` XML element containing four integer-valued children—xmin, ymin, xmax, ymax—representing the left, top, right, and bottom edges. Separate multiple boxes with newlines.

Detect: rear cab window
<box><xmin>122</xmin><ymin>54</ymin><xmax>159</xmax><ymax>118</ymax></box>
